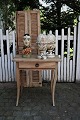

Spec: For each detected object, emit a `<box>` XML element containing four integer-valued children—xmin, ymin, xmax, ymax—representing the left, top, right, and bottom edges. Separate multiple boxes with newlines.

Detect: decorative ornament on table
<box><xmin>22</xmin><ymin>34</ymin><xmax>32</xmax><ymax>58</ymax></box>
<box><xmin>47</xmin><ymin>30</ymin><xmax>56</xmax><ymax>58</ymax></box>
<box><xmin>37</xmin><ymin>30</ymin><xmax>56</xmax><ymax>59</ymax></box>
<box><xmin>37</xmin><ymin>31</ymin><xmax>47</xmax><ymax>59</ymax></box>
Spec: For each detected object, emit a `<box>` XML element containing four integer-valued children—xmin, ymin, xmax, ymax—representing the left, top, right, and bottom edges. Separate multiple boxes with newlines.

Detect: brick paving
<box><xmin>0</xmin><ymin>82</ymin><xmax>80</xmax><ymax>120</ymax></box>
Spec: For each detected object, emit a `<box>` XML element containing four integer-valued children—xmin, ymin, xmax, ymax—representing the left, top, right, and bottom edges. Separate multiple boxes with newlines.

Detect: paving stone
<box><xmin>22</xmin><ymin>106</ymin><xmax>31</xmax><ymax>111</ymax></box>
<box><xmin>32</xmin><ymin>105</ymin><xmax>42</xmax><ymax>111</ymax></box>
<box><xmin>0</xmin><ymin>82</ymin><xmax>80</xmax><ymax>120</ymax></box>
<box><xmin>6</xmin><ymin>116</ymin><xmax>15</xmax><ymax>120</ymax></box>
<box><xmin>13</xmin><ymin>111</ymin><xmax>23</xmax><ymax>116</ymax></box>
<box><xmin>30</xmin><ymin>110</ymin><xmax>38</xmax><ymax>116</ymax></box>
<box><xmin>23</xmin><ymin>110</ymin><xmax>31</xmax><ymax>116</ymax></box>
<box><xmin>23</xmin><ymin>116</ymin><xmax>33</xmax><ymax>120</ymax></box>
<box><xmin>0</xmin><ymin>117</ymin><xmax>5</xmax><ymax>120</ymax></box>
<box><xmin>34</xmin><ymin>116</ymin><xmax>42</xmax><ymax>120</ymax></box>
<box><xmin>14</xmin><ymin>116</ymin><xmax>23</xmax><ymax>120</ymax></box>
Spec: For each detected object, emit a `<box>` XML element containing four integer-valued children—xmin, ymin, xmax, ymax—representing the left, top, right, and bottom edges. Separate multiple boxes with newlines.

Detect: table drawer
<box><xmin>19</xmin><ymin>62</ymin><xmax>56</xmax><ymax>69</ymax></box>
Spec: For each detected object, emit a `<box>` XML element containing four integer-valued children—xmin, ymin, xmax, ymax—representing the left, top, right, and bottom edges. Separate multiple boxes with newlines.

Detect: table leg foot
<box><xmin>52</xmin><ymin>103</ymin><xmax>55</xmax><ymax>106</ymax></box>
<box><xmin>52</xmin><ymin>90</ymin><xmax>55</xmax><ymax>106</ymax></box>
<box><xmin>16</xmin><ymin>87</ymin><xmax>20</xmax><ymax>106</ymax></box>
<box><xmin>16</xmin><ymin>102</ymin><xmax>18</xmax><ymax>106</ymax></box>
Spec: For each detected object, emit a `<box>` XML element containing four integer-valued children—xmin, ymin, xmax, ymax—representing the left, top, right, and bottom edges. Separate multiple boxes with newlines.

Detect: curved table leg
<box><xmin>51</xmin><ymin>70</ymin><xmax>54</xmax><ymax>94</ymax></box>
<box><xmin>16</xmin><ymin>63</ymin><xmax>21</xmax><ymax>106</ymax></box>
<box><xmin>51</xmin><ymin>63</ymin><xmax>58</xmax><ymax>106</ymax></box>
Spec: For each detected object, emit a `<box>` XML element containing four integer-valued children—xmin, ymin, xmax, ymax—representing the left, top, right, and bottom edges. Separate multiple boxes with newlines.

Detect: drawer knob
<box><xmin>35</xmin><ymin>63</ymin><xmax>39</xmax><ymax>67</ymax></box>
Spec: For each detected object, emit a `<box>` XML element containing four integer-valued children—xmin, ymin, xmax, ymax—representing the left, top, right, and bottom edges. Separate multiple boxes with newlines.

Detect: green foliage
<box><xmin>64</xmin><ymin>48</ymin><xmax>73</xmax><ymax>59</ymax></box>
<box><xmin>40</xmin><ymin>0</ymin><xmax>80</xmax><ymax>32</ymax></box>
<box><xmin>0</xmin><ymin>0</ymin><xmax>16</xmax><ymax>32</ymax></box>
<box><xmin>0</xmin><ymin>0</ymin><xmax>40</xmax><ymax>32</ymax></box>
<box><xmin>0</xmin><ymin>0</ymin><xmax>80</xmax><ymax>33</ymax></box>
<box><xmin>15</xmin><ymin>0</ymin><xmax>40</xmax><ymax>11</ymax></box>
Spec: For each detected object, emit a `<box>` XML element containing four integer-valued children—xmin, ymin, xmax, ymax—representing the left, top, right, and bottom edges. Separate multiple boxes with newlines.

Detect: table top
<box><xmin>13</xmin><ymin>54</ymin><xmax>61</xmax><ymax>62</ymax></box>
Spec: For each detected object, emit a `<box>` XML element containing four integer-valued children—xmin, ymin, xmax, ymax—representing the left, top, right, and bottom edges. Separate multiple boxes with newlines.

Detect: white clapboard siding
<box><xmin>61</xmin><ymin>29</ymin><xmax>64</xmax><ymax>81</ymax></box>
<box><xmin>72</xmin><ymin>26</ymin><xmax>77</xmax><ymax>82</ymax></box>
<box><xmin>44</xmin><ymin>70</ymin><xmax>47</xmax><ymax>81</ymax></box>
<box><xmin>6</xmin><ymin>30</ymin><xmax>11</xmax><ymax>81</ymax></box>
<box><xmin>70</xmin><ymin>60</ymin><xmax>73</xmax><ymax>82</ymax></box>
<box><xmin>0</xmin><ymin>57</ymin><xmax>2</xmax><ymax>82</ymax></box>
<box><xmin>46</xmin><ymin>70</ymin><xmax>49</xmax><ymax>80</ymax></box>
<box><xmin>76</xmin><ymin>16</ymin><xmax>80</xmax><ymax>81</ymax></box>
<box><xmin>0</xmin><ymin>29</ymin><xmax>5</xmax><ymax>81</ymax></box>
<box><xmin>55</xmin><ymin>30</ymin><xmax>61</xmax><ymax>82</ymax></box>
<box><xmin>0</xmin><ymin>29</ymin><xmax>16</xmax><ymax>82</ymax></box>
<box><xmin>49</xmin><ymin>70</ymin><xmax>51</xmax><ymax>81</ymax></box>
<box><xmin>58</xmin><ymin>35</ymin><xmax>73</xmax><ymax>40</ymax></box>
<box><xmin>58</xmin><ymin>57</ymin><xmax>61</xmax><ymax>82</ymax></box>
<box><xmin>55</xmin><ymin>30</ymin><xmax>58</xmax><ymax>55</ymax></box>
<box><xmin>5</xmin><ymin>55</ymin><xmax>8</xmax><ymax>82</ymax></box>
<box><xmin>10</xmin><ymin>53</ymin><xmax>14</xmax><ymax>82</ymax></box>
<box><xmin>12</xmin><ymin>31</ymin><xmax>16</xmax><ymax>81</ymax></box>
<box><xmin>64</xmin><ymin>57</ymin><xmax>67</xmax><ymax>82</ymax></box>
<box><xmin>67</xmin><ymin>28</ymin><xmax>70</xmax><ymax>81</ymax></box>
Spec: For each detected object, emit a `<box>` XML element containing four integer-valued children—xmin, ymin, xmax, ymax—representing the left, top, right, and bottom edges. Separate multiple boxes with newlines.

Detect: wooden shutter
<box><xmin>16</xmin><ymin>10</ymin><xmax>42</xmax><ymax>87</ymax></box>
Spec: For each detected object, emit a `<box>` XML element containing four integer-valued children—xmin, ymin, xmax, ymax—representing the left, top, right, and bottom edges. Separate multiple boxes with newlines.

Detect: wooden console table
<box><xmin>13</xmin><ymin>55</ymin><xmax>61</xmax><ymax>106</ymax></box>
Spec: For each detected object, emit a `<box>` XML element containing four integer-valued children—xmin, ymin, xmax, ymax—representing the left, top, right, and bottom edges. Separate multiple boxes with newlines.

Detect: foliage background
<box><xmin>0</xmin><ymin>0</ymin><xmax>80</xmax><ymax>33</ymax></box>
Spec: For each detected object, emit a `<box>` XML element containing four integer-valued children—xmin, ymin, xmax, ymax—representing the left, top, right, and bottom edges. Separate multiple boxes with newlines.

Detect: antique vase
<box><xmin>47</xmin><ymin>30</ymin><xmax>56</xmax><ymax>58</ymax></box>
<box><xmin>37</xmin><ymin>31</ymin><xmax>47</xmax><ymax>59</ymax></box>
<box><xmin>22</xmin><ymin>34</ymin><xmax>32</xmax><ymax>58</ymax></box>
